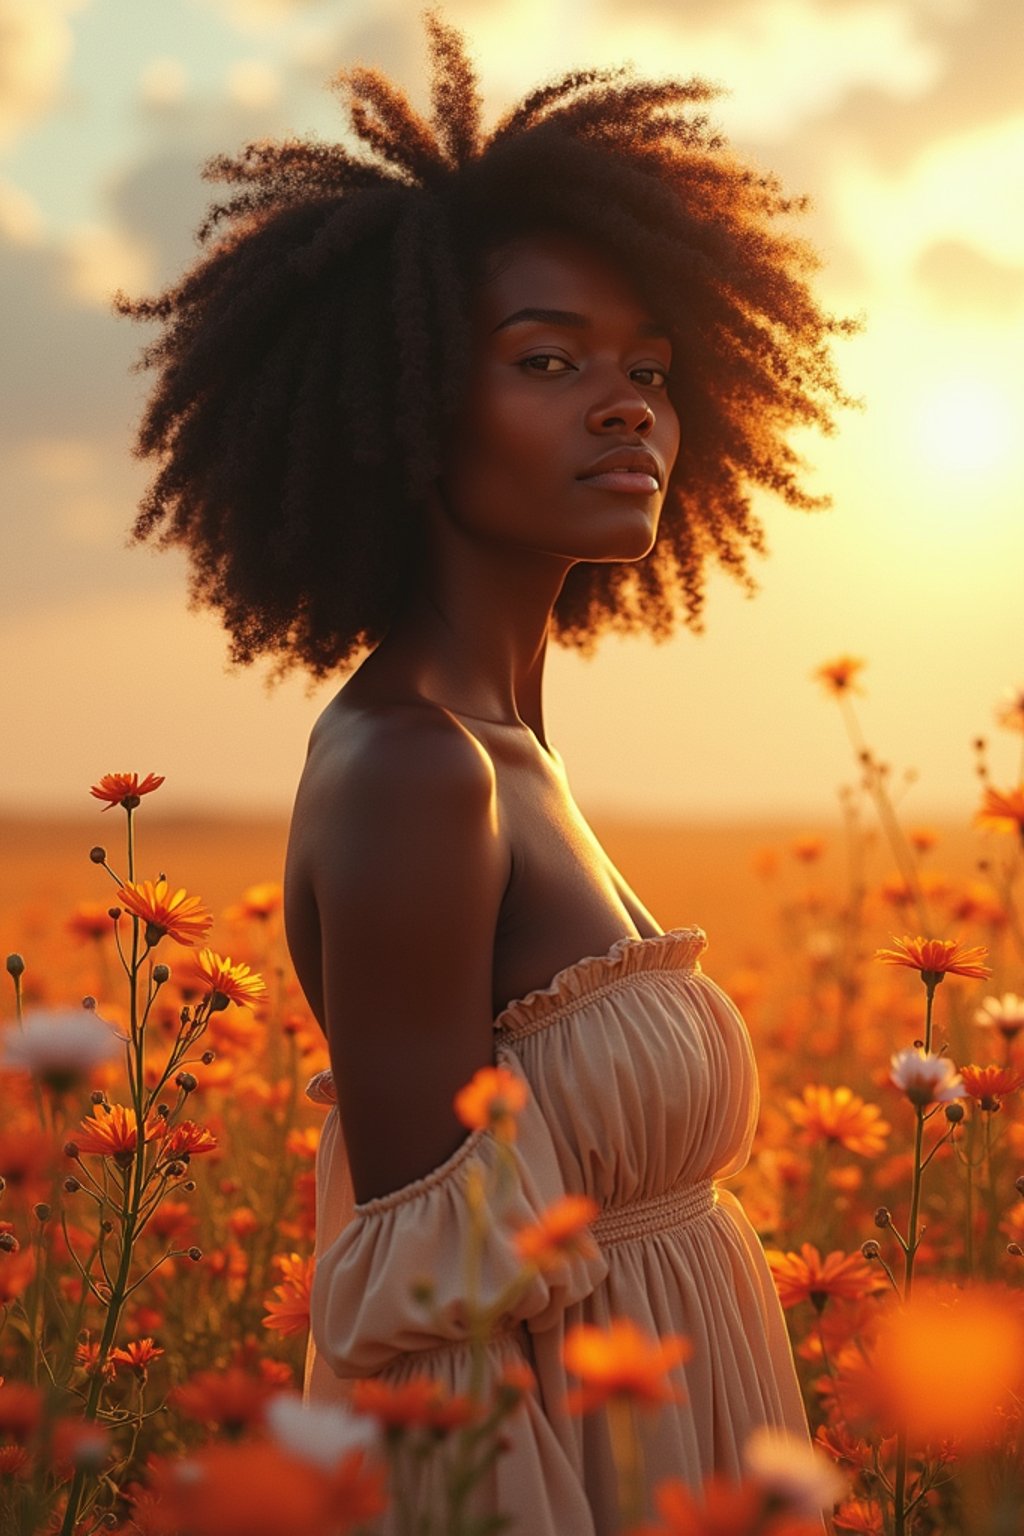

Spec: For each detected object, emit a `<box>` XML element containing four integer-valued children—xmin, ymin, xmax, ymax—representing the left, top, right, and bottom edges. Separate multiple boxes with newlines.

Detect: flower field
<box><xmin>1</xmin><ymin>668</ymin><xmax>1023</xmax><ymax>1535</ymax></box>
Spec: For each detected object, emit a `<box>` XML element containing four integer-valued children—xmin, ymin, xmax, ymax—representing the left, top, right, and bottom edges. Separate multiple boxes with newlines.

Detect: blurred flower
<box><xmin>0</xmin><ymin>1249</ymin><xmax>36</xmax><ymax>1306</ymax></box>
<box><xmin>791</xmin><ymin>836</ymin><xmax>825</xmax><ymax>863</ymax></box>
<box><xmin>265</xmin><ymin>1393</ymin><xmax>378</xmax><ymax>1470</ymax></box>
<box><xmin>0</xmin><ymin>1382</ymin><xmax>42</xmax><ymax>1442</ymax></box>
<box><xmin>161</xmin><ymin>1120</ymin><xmax>218</xmax><ymax>1158</ymax></box>
<box><xmin>833</xmin><ymin>1498</ymin><xmax>885</xmax><ymax>1533</ymax></box>
<box><xmin>950</xmin><ymin>883</ymin><xmax>1006</xmax><ymax>928</ymax></box>
<box><xmin>110</xmin><ymin>1338</ymin><xmax>164</xmax><ymax>1380</ymax></box>
<box><xmin>889</xmin><ymin>1047</ymin><xmax>965</xmax><ymax>1108</ymax></box>
<box><xmin>786</xmin><ymin>1085</ymin><xmax>890</xmax><ymax>1157</ymax></box>
<box><xmin>974</xmin><ymin>992</ymin><xmax>1024</xmax><ymax>1042</ymax></box>
<box><xmin>514</xmin><ymin>1194</ymin><xmax>600</xmax><ymax>1271</ymax></box>
<box><xmin>874</xmin><ymin>935</ymin><xmax>991</xmax><ymax>984</ymax></box>
<box><xmin>90</xmin><ymin>771</ymin><xmax>164</xmax><ymax>811</ymax></box>
<box><xmin>765</xmin><ymin>1244</ymin><xmax>877</xmax><ymax>1312</ymax></box>
<box><xmin>453</xmin><ymin>1064</ymin><xmax>528</xmax><ymax>1143</ymax></box>
<box><xmin>240</xmin><ymin>882</ymin><xmax>283</xmax><ymax>920</ymax></box>
<box><xmin>187</xmin><ymin>949</ymin><xmax>267</xmax><ymax>1009</ymax></box>
<box><xmin>73</xmin><ymin>1102</ymin><xmax>167</xmax><ymax>1162</ymax></box>
<box><xmin>116</xmin><ymin>878</ymin><xmax>213</xmax><ymax>948</ymax></box>
<box><xmin>976</xmin><ymin>785</ymin><xmax>1024</xmax><ymax>839</ymax></box>
<box><xmin>563</xmin><ymin>1319</ymin><xmax>691</xmax><ymax>1413</ymax></box>
<box><xmin>813</xmin><ymin>657</ymin><xmax>865</xmax><ymax>697</ymax></box>
<box><xmin>0</xmin><ymin>1444</ymin><xmax>31</xmax><ymax>1479</ymax></box>
<box><xmin>995</xmin><ymin>687</ymin><xmax>1024</xmax><ymax>734</ymax></box>
<box><xmin>959</xmin><ymin>1063</ymin><xmax>1024</xmax><ymax>1112</ymax></box>
<box><xmin>262</xmin><ymin>1251</ymin><xmax>314</xmax><ymax>1336</ymax></box>
<box><xmin>635</xmin><ymin>1473</ymin><xmax>822</xmax><ymax>1535</ymax></box>
<box><xmin>1</xmin><ymin>1009</ymin><xmax>120</xmax><ymax>1089</ymax></box>
<box><xmin>869</xmin><ymin>1282</ymin><xmax>1024</xmax><ymax>1449</ymax></box>
<box><xmin>908</xmin><ymin>826</ymin><xmax>939</xmax><ymax>854</ymax></box>
<box><xmin>351</xmin><ymin>1375</ymin><xmax>479</xmax><ymax>1436</ymax></box>
<box><xmin>171</xmin><ymin>1366</ymin><xmax>276</xmax><ymax>1436</ymax></box>
<box><xmin>65</xmin><ymin>903</ymin><xmax>112</xmax><ymax>944</ymax></box>
<box><xmin>52</xmin><ymin>1416</ymin><xmax>110</xmax><ymax>1477</ymax></box>
<box><xmin>743</xmin><ymin>1426</ymin><xmax>846</xmax><ymax>1516</ymax></box>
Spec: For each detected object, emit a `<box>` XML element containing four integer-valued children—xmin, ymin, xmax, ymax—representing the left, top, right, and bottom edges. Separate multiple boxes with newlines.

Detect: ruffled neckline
<box><xmin>304</xmin><ymin>926</ymin><xmax>707</xmax><ymax>1105</ymax></box>
<box><xmin>492</xmin><ymin>926</ymin><xmax>707</xmax><ymax>1037</ymax></box>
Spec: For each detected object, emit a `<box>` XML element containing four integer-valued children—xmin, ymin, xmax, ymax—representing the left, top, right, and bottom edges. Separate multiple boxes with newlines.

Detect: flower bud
<box><xmin>107</xmin><ymin>907</ymin><xmax>121</xmax><ymax>921</ymax></box>
<box><xmin>0</xmin><ymin>1231</ymin><xmax>18</xmax><ymax>1252</ymax></box>
<box><xmin>1008</xmin><ymin>1243</ymin><xmax>1024</xmax><ymax>1258</ymax></box>
<box><xmin>153</xmin><ymin>964</ymin><xmax>170</xmax><ymax>985</ymax></box>
<box><xmin>861</xmin><ymin>1240</ymin><xmax>881</xmax><ymax>1260</ymax></box>
<box><xmin>209</xmin><ymin>990</ymin><xmax>230</xmax><ymax>1014</ymax></box>
<box><xmin>945</xmin><ymin>1102</ymin><xmax>965</xmax><ymax>1124</ymax></box>
<box><xmin>1015</xmin><ymin>1175</ymin><xmax>1024</xmax><ymax>1198</ymax></box>
<box><xmin>89</xmin><ymin>847</ymin><xmax>106</xmax><ymax>864</ymax></box>
<box><xmin>165</xmin><ymin>1161</ymin><xmax>186</xmax><ymax>1178</ymax></box>
<box><xmin>0</xmin><ymin>1176</ymin><xmax>5</xmax><ymax>1194</ymax></box>
<box><xmin>64</xmin><ymin>1176</ymin><xmax>82</xmax><ymax>1193</ymax></box>
<box><xmin>156</xmin><ymin>1103</ymin><xmax>169</xmax><ymax>1118</ymax></box>
<box><xmin>82</xmin><ymin>995</ymin><xmax>97</xmax><ymax>1011</ymax></box>
<box><xmin>187</xmin><ymin>1247</ymin><xmax>203</xmax><ymax>1262</ymax></box>
<box><xmin>202</xmin><ymin>1050</ymin><xmax>216</xmax><ymax>1065</ymax></box>
<box><xmin>183</xmin><ymin>1180</ymin><xmax>196</xmax><ymax>1192</ymax></box>
<box><xmin>33</xmin><ymin>1202</ymin><xmax>51</xmax><ymax>1223</ymax></box>
<box><xmin>101</xmin><ymin>1219</ymin><xmax>113</xmax><ymax>1233</ymax></box>
<box><xmin>90</xmin><ymin>1090</ymin><xmax>106</xmax><ymax>1105</ymax></box>
<box><xmin>175</xmin><ymin>1072</ymin><xmax>197</xmax><ymax>1094</ymax></box>
<box><xmin>873</xmin><ymin>1206</ymin><xmax>891</xmax><ymax>1229</ymax></box>
<box><xmin>5</xmin><ymin>953</ymin><xmax>25</xmax><ymax>978</ymax></box>
<box><xmin>64</xmin><ymin>1141</ymin><xmax>80</xmax><ymax>1159</ymax></box>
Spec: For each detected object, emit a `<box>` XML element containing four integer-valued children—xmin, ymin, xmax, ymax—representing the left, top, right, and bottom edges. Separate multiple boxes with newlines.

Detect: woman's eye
<box><xmin>520</xmin><ymin>354</ymin><xmax>573</xmax><ymax>374</ymax></box>
<box><xmin>632</xmin><ymin>365</ymin><xmax>671</xmax><ymax>388</ymax></box>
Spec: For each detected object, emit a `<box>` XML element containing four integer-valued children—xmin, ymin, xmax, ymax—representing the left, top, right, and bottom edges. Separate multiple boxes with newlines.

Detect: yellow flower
<box><xmin>874</xmin><ymin>935</ymin><xmax>991</xmax><ymax>985</ymax></box>
<box><xmin>813</xmin><ymin>656</ymin><xmax>865</xmax><ymax>697</ymax></box>
<box><xmin>188</xmin><ymin>949</ymin><xmax>267</xmax><ymax>1009</ymax></box>
<box><xmin>116</xmin><ymin>878</ymin><xmax>213</xmax><ymax>948</ymax></box>
<box><xmin>786</xmin><ymin>1085</ymin><xmax>890</xmax><ymax>1158</ymax></box>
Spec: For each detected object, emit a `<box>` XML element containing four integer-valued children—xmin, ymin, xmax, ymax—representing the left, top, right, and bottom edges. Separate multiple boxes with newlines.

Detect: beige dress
<box><xmin>303</xmin><ymin>928</ymin><xmax>809</xmax><ymax>1534</ymax></box>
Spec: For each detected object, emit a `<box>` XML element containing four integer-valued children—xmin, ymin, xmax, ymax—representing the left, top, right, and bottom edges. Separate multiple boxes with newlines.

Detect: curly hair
<box><xmin>115</xmin><ymin>9</ymin><xmax>859</xmax><ymax>680</ymax></box>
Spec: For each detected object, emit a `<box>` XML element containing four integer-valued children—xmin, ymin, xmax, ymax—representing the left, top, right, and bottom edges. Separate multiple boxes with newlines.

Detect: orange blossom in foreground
<box><xmin>765</xmin><ymin>1243</ymin><xmax>878</xmax><ymax>1313</ymax></box>
<box><xmin>976</xmin><ymin>784</ymin><xmax>1024</xmax><ymax>839</ymax></box>
<box><xmin>514</xmin><ymin>1194</ymin><xmax>600</xmax><ymax>1271</ymax></box>
<box><xmin>116</xmin><ymin>878</ymin><xmax>213</xmax><ymax>948</ymax></box>
<box><xmin>874</xmin><ymin>935</ymin><xmax>992</xmax><ymax>985</ymax></box>
<box><xmin>90</xmin><ymin>772</ymin><xmax>165</xmax><ymax>811</ymax></box>
<box><xmin>813</xmin><ymin>656</ymin><xmax>865</xmax><ymax>697</ymax></box>
<box><xmin>262</xmin><ymin>1252</ymin><xmax>314</xmax><ymax>1337</ymax></box>
<box><xmin>958</xmin><ymin>1062</ymin><xmax>1024</xmax><ymax>1112</ymax></box>
<box><xmin>786</xmin><ymin>1085</ymin><xmax>890</xmax><ymax>1157</ymax></box>
<box><xmin>187</xmin><ymin>949</ymin><xmax>267</xmax><ymax>1008</ymax></box>
<box><xmin>454</xmin><ymin>1064</ymin><xmax>528</xmax><ymax>1142</ymax></box>
<box><xmin>563</xmin><ymin>1319</ymin><xmax>691</xmax><ymax>1413</ymax></box>
<box><xmin>72</xmin><ymin>1103</ymin><xmax>168</xmax><ymax>1163</ymax></box>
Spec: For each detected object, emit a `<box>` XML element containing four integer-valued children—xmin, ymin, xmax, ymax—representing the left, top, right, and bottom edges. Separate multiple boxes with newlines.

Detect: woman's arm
<box><xmin>298</xmin><ymin>707</ymin><xmax>512</xmax><ymax>1204</ymax></box>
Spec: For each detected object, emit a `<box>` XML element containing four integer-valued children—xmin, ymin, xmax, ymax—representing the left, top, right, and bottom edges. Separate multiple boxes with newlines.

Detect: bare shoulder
<box><xmin>284</xmin><ymin>697</ymin><xmax>511</xmax><ymax>1202</ymax></box>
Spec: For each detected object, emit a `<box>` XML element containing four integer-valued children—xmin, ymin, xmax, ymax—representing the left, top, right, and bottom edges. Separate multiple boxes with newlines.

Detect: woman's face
<box><xmin>434</xmin><ymin>230</ymin><xmax>681</xmax><ymax>565</ymax></box>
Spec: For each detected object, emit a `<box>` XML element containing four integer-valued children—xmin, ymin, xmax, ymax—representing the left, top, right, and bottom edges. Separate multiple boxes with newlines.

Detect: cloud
<box><xmin>915</xmin><ymin>239</ymin><xmax>1024</xmax><ymax>317</ymax></box>
<box><xmin>0</xmin><ymin>176</ymin><xmax>44</xmax><ymax>242</ymax></box>
<box><xmin>0</xmin><ymin>0</ymin><xmax>88</xmax><ymax>150</ymax></box>
<box><xmin>224</xmin><ymin>57</ymin><xmax>282</xmax><ymax>109</ymax></box>
<box><xmin>138</xmin><ymin>56</ymin><xmax>189</xmax><ymax>109</ymax></box>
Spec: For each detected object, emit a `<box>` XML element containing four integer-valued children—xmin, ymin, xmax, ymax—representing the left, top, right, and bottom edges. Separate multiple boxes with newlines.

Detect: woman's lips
<box><xmin>577</xmin><ymin>470</ymin><xmax>660</xmax><ymax>493</ymax></box>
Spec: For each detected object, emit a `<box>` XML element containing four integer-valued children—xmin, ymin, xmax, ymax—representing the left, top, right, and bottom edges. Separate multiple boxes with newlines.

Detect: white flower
<box><xmin>889</xmin><ymin>1046</ymin><xmax>965</xmax><ymax>1108</ymax></box>
<box><xmin>1</xmin><ymin>1009</ymin><xmax>121</xmax><ymax>1085</ymax></box>
<box><xmin>744</xmin><ymin>1426</ymin><xmax>846</xmax><ymax>1515</ymax></box>
<box><xmin>974</xmin><ymin>993</ymin><xmax>1024</xmax><ymax>1039</ymax></box>
<box><xmin>265</xmin><ymin>1392</ymin><xmax>378</xmax><ymax>1471</ymax></box>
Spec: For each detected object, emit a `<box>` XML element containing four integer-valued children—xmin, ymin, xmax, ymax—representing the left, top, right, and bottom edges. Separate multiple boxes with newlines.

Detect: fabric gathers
<box><xmin>302</xmin><ymin>928</ymin><xmax>810</xmax><ymax>1536</ymax></box>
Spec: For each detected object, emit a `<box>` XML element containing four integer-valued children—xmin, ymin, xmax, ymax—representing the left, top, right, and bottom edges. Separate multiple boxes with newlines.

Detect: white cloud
<box><xmin>225</xmin><ymin>56</ymin><xmax>282</xmax><ymax>108</ymax></box>
<box><xmin>62</xmin><ymin>220</ymin><xmax>154</xmax><ymax>307</ymax></box>
<box><xmin>0</xmin><ymin>177</ymin><xmax>44</xmax><ymax>243</ymax></box>
<box><xmin>139</xmin><ymin>56</ymin><xmax>189</xmax><ymax>108</ymax></box>
<box><xmin>0</xmin><ymin>0</ymin><xmax>90</xmax><ymax>150</ymax></box>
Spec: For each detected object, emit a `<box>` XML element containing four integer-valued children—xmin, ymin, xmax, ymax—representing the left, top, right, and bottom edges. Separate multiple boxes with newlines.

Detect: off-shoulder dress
<box><xmin>302</xmin><ymin>927</ymin><xmax>808</xmax><ymax>1535</ymax></box>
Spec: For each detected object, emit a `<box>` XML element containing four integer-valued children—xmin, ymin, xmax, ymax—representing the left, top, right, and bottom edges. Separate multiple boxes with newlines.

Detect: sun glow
<box><xmin>911</xmin><ymin>376</ymin><xmax>1016</xmax><ymax>475</ymax></box>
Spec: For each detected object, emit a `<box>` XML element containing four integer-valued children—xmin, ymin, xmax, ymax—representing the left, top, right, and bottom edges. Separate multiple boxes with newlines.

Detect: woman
<box><xmin>118</xmin><ymin>14</ymin><xmax>854</xmax><ymax>1530</ymax></box>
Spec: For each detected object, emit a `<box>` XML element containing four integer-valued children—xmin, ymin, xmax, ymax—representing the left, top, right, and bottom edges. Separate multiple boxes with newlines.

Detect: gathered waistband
<box><xmin>591</xmin><ymin>1177</ymin><xmax>717</xmax><ymax>1247</ymax></box>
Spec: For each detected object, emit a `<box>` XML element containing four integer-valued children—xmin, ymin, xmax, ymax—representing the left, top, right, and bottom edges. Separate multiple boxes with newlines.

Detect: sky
<box><xmin>1</xmin><ymin>0</ymin><xmax>1022</xmax><ymax>821</ymax></box>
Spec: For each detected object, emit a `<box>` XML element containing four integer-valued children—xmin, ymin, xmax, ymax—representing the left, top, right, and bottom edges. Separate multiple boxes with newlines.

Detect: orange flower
<box><xmin>72</xmin><ymin>1103</ymin><xmax>167</xmax><ymax>1163</ymax></box>
<box><xmin>874</xmin><ymin>935</ymin><xmax>992</xmax><ymax>984</ymax></box>
<box><xmin>995</xmin><ymin>687</ymin><xmax>1024</xmax><ymax>735</ymax></box>
<box><xmin>65</xmin><ymin>903</ymin><xmax>111</xmax><ymax>944</ymax></box>
<box><xmin>514</xmin><ymin>1194</ymin><xmax>600</xmax><ymax>1271</ymax></box>
<box><xmin>0</xmin><ymin>1444</ymin><xmax>31</xmax><ymax>1480</ymax></box>
<box><xmin>110</xmin><ymin>1338</ymin><xmax>164</xmax><ymax>1378</ymax></box>
<box><xmin>90</xmin><ymin>772</ymin><xmax>164</xmax><ymax>811</ymax></box>
<box><xmin>453</xmin><ymin>1064</ymin><xmax>528</xmax><ymax>1142</ymax></box>
<box><xmin>351</xmin><ymin>1375</ymin><xmax>479</xmax><ymax>1436</ymax></box>
<box><xmin>188</xmin><ymin>949</ymin><xmax>267</xmax><ymax>1009</ymax></box>
<box><xmin>813</xmin><ymin>656</ymin><xmax>865</xmax><ymax>697</ymax></box>
<box><xmin>262</xmin><ymin>1252</ymin><xmax>314</xmax><ymax>1336</ymax></box>
<box><xmin>239</xmin><ymin>882</ymin><xmax>283</xmax><ymax>920</ymax></box>
<box><xmin>161</xmin><ymin>1120</ymin><xmax>218</xmax><ymax>1158</ymax></box>
<box><xmin>170</xmin><ymin>1366</ymin><xmax>276</xmax><ymax>1434</ymax></box>
<box><xmin>563</xmin><ymin>1319</ymin><xmax>691</xmax><ymax>1414</ymax></box>
<box><xmin>959</xmin><ymin>1063</ymin><xmax>1024</xmax><ymax>1112</ymax></box>
<box><xmin>786</xmin><ymin>1085</ymin><xmax>890</xmax><ymax>1158</ymax></box>
<box><xmin>833</xmin><ymin>1498</ymin><xmax>885</xmax><ymax>1534</ymax></box>
<box><xmin>791</xmin><ymin>836</ymin><xmax>825</xmax><ymax>863</ymax></box>
<box><xmin>629</xmin><ymin>1473</ymin><xmax>822</xmax><ymax>1536</ymax></box>
<box><xmin>976</xmin><ymin>784</ymin><xmax>1024</xmax><ymax>838</ymax></box>
<box><xmin>116</xmin><ymin>878</ymin><xmax>213</xmax><ymax>948</ymax></box>
<box><xmin>765</xmin><ymin>1244</ymin><xmax>878</xmax><ymax>1313</ymax></box>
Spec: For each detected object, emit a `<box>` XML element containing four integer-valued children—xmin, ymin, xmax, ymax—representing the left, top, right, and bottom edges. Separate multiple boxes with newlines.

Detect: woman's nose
<box><xmin>585</xmin><ymin>392</ymin><xmax>655</xmax><ymax>436</ymax></box>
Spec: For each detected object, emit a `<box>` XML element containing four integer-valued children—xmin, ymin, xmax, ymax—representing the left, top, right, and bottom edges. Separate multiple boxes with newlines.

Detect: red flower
<box><xmin>90</xmin><ymin>772</ymin><xmax>164</xmax><ymax>811</ymax></box>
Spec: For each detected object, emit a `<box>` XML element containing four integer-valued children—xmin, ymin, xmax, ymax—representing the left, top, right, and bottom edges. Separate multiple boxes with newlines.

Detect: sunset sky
<box><xmin>2</xmin><ymin>0</ymin><xmax>1022</xmax><ymax>821</ymax></box>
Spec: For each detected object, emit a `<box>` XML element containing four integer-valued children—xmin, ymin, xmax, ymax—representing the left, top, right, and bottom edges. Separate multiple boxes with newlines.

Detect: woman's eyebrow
<box><xmin>491</xmin><ymin>306</ymin><xmax>669</xmax><ymax>338</ymax></box>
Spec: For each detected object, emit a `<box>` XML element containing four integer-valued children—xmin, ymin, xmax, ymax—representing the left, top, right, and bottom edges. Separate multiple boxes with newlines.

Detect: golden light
<box><xmin>911</xmin><ymin>375</ymin><xmax>1016</xmax><ymax>475</ymax></box>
